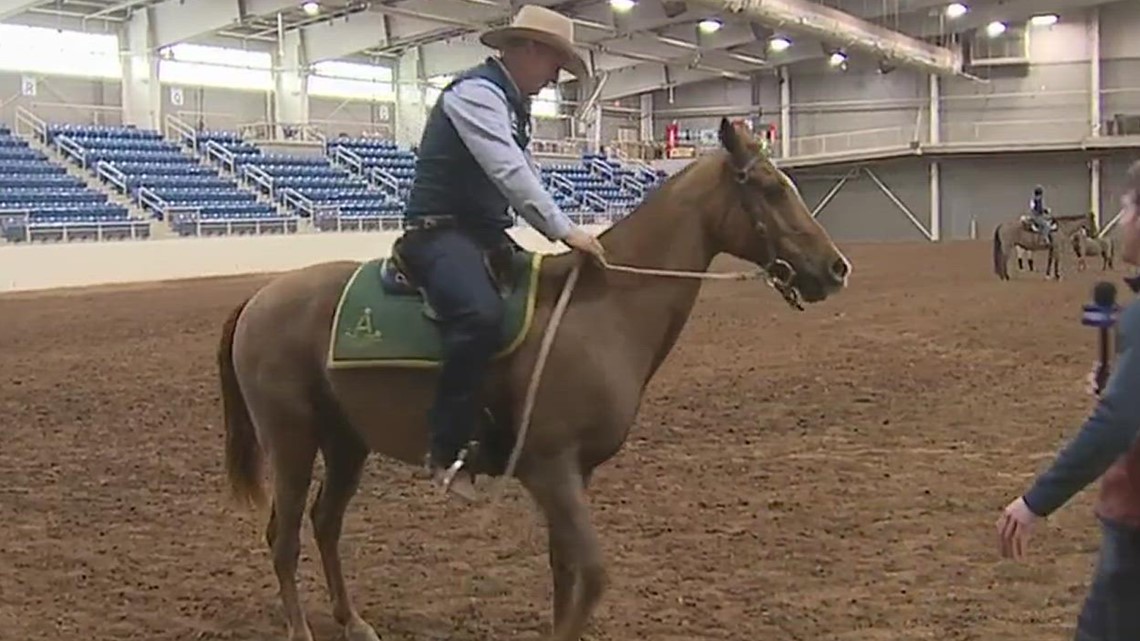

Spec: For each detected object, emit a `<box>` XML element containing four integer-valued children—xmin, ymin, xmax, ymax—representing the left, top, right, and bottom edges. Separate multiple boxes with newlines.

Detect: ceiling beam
<box><xmin>151</xmin><ymin>0</ymin><xmax>300</xmax><ymax>48</ymax></box>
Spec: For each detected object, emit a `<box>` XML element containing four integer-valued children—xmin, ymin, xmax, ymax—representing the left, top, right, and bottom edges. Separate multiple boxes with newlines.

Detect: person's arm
<box><xmin>1022</xmin><ymin>305</ymin><xmax>1140</xmax><ymax>516</ymax></box>
<box><xmin>439</xmin><ymin>79</ymin><xmax>574</xmax><ymax>241</ymax></box>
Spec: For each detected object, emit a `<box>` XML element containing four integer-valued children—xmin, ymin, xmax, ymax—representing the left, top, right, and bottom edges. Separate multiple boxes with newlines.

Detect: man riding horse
<box><xmin>393</xmin><ymin>5</ymin><xmax>607</xmax><ymax>501</ymax></box>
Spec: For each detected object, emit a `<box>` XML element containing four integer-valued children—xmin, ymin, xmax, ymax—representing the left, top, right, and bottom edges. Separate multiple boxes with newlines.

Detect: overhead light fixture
<box><xmin>610</xmin><ymin>0</ymin><xmax>636</xmax><ymax>12</ymax></box>
<box><xmin>697</xmin><ymin>18</ymin><xmax>722</xmax><ymax>33</ymax></box>
<box><xmin>828</xmin><ymin>51</ymin><xmax>847</xmax><ymax>66</ymax></box>
<box><xmin>1030</xmin><ymin>14</ymin><xmax>1059</xmax><ymax>27</ymax></box>
<box><xmin>945</xmin><ymin>3</ymin><xmax>968</xmax><ymax>19</ymax></box>
<box><xmin>301</xmin><ymin>1</ymin><xmax>320</xmax><ymax>16</ymax></box>
<box><xmin>985</xmin><ymin>21</ymin><xmax>1006</xmax><ymax>37</ymax></box>
<box><xmin>769</xmin><ymin>36</ymin><xmax>791</xmax><ymax>52</ymax></box>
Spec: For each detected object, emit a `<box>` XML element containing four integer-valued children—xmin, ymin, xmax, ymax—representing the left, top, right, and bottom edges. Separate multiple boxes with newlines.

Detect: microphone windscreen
<box><xmin>1094</xmin><ymin>281</ymin><xmax>1117</xmax><ymax>308</ymax></box>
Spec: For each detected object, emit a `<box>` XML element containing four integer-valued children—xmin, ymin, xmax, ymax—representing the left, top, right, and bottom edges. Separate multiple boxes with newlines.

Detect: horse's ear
<box><xmin>718</xmin><ymin>117</ymin><xmax>750</xmax><ymax>169</ymax></box>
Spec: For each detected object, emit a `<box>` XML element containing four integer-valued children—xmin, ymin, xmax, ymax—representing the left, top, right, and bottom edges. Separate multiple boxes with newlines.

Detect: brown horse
<box><xmin>1072</xmin><ymin>226</ymin><xmax>1116</xmax><ymax>271</ymax></box>
<box><xmin>216</xmin><ymin>118</ymin><xmax>851</xmax><ymax>641</ymax></box>
<box><xmin>992</xmin><ymin>214</ymin><xmax>1086</xmax><ymax>280</ymax></box>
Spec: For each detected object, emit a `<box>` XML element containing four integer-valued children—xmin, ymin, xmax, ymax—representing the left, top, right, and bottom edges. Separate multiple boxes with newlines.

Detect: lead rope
<box><xmin>477</xmin><ymin>254</ymin><xmax>765</xmax><ymax>523</ymax></box>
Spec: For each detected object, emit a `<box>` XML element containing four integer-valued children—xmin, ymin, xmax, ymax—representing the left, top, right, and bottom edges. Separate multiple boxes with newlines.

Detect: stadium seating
<box><xmin>47</xmin><ymin>123</ymin><xmax>290</xmax><ymax>236</ymax></box>
<box><xmin>539</xmin><ymin>154</ymin><xmax>663</xmax><ymax>216</ymax></box>
<box><xmin>194</xmin><ymin>131</ymin><xmax>403</xmax><ymax>232</ymax></box>
<box><xmin>0</xmin><ymin>125</ymin><xmax>146</xmax><ymax>243</ymax></box>
<box><xmin>325</xmin><ymin>137</ymin><xmax>415</xmax><ymax>204</ymax></box>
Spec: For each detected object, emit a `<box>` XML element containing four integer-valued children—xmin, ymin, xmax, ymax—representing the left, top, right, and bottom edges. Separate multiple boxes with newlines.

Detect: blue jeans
<box><xmin>395</xmin><ymin>227</ymin><xmax>506</xmax><ymax>467</ymax></box>
<box><xmin>1075</xmin><ymin>517</ymin><xmax>1140</xmax><ymax>641</ymax></box>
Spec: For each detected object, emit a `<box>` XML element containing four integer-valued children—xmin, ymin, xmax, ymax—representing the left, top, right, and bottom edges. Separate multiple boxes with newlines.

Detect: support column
<box><xmin>121</xmin><ymin>10</ymin><xmax>161</xmax><ymax>131</ymax></box>
<box><xmin>638</xmin><ymin>93</ymin><xmax>653</xmax><ymax>143</ymax></box>
<box><xmin>1089</xmin><ymin>6</ymin><xmax>1102</xmax><ymax>137</ymax></box>
<box><xmin>274</xmin><ymin>28</ymin><xmax>309</xmax><ymax>137</ymax></box>
<box><xmin>779</xmin><ymin>66</ymin><xmax>791</xmax><ymax>158</ymax></box>
<box><xmin>394</xmin><ymin>47</ymin><xmax>427</xmax><ymax>147</ymax></box>
<box><xmin>1089</xmin><ymin>6</ymin><xmax>1102</xmax><ymax>229</ymax></box>
<box><xmin>592</xmin><ymin>104</ymin><xmax>603</xmax><ymax>152</ymax></box>
<box><xmin>929</xmin><ymin>73</ymin><xmax>941</xmax><ymax>240</ymax></box>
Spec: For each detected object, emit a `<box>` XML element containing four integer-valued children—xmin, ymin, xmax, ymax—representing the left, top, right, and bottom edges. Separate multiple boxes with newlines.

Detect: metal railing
<box><xmin>96</xmin><ymin>161</ymin><xmax>128</xmax><ymax>194</ymax></box>
<box><xmin>54</xmin><ymin>134</ymin><xmax>87</xmax><ymax>168</ymax></box>
<box><xmin>0</xmin><ymin>209</ymin><xmax>149</xmax><ymax>243</ymax></box>
<box><xmin>164</xmin><ymin>114</ymin><xmax>197</xmax><ymax>150</ymax></box>
<box><xmin>137</xmin><ymin>186</ymin><xmax>167</xmax><ymax>215</ymax></box>
<box><xmin>329</xmin><ymin>146</ymin><xmax>364</xmax><ymax>175</ymax></box>
<box><xmin>14</xmin><ymin>106</ymin><xmax>46</xmax><ymax>142</ymax></box>
<box><xmin>169</xmin><ymin>207</ymin><xmax>298</xmax><ymax>237</ymax></box>
<box><xmin>369</xmin><ymin>167</ymin><xmax>400</xmax><ymax>195</ymax></box>
<box><xmin>280</xmin><ymin>188</ymin><xmax>316</xmax><ymax>217</ymax></box>
<box><xmin>203</xmin><ymin>140</ymin><xmax>237</xmax><ymax>174</ymax></box>
<box><xmin>241</xmin><ymin>165</ymin><xmax>275</xmax><ymax>197</ymax></box>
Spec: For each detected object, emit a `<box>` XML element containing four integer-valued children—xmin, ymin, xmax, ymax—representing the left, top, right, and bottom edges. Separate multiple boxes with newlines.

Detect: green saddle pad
<box><xmin>326</xmin><ymin>251</ymin><xmax>543</xmax><ymax>369</ymax></box>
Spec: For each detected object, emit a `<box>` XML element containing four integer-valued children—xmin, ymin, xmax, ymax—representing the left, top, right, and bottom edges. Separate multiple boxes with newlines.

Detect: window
<box><xmin>158</xmin><ymin>43</ymin><xmax>273</xmax><ymax>91</ymax></box>
<box><xmin>0</xmin><ymin>24</ymin><xmax>119</xmax><ymax>79</ymax></box>
<box><xmin>308</xmin><ymin>60</ymin><xmax>395</xmax><ymax>101</ymax></box>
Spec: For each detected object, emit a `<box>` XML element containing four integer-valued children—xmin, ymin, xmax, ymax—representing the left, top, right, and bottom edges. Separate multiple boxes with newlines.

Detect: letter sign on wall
<box><xmin>20</xmin><ymin>76</ymin><xmax>36</xmax><ymax>97</ymax></box>
<box><xmin>170</xmin><ymin>87</ymin><xmax>184</xmax><ymax>107</ymax></box>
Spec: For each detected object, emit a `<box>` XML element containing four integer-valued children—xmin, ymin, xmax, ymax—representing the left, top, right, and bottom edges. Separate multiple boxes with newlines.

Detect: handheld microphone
<box><xmin>1081</xmin><ymin>281</ymin><xmax>1119</xmax><ymax>394</ymax></box>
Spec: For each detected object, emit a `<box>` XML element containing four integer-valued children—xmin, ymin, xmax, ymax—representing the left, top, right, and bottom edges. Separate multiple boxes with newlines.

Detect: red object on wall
<box><xmin>665</xmin><ymin>121</ymin><xmax>679</xmax><ymax>152</ymax></box>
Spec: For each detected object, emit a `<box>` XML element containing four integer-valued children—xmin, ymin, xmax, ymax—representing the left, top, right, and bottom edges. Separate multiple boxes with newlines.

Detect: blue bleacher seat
<box><xmin>47</xmin><ymin>124</ymin><xmax>290</xmax><ymax>236</ymax></box>
<box><xmin>0</xmin><ymin>129</ymin><xmax>147</xmax><ymax>243</ymax></box>
<box><xmin>198</xmin><ymin>133</ymin><xmax>402</xmax><ymax>228</ymax></box>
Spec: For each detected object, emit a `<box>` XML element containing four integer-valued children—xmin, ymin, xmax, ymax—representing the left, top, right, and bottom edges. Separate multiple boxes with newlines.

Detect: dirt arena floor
<box><xmin>0</xmin><ymin>240</ymin><xmax>1125</xmax><ymax>641</ymax></box>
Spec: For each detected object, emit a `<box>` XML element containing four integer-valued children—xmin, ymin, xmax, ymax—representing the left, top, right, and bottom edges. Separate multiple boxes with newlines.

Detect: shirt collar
<box><xmin>490</xmin><ymin>56</ymin><xmax>525</xmax><ymax>101</ymax></box>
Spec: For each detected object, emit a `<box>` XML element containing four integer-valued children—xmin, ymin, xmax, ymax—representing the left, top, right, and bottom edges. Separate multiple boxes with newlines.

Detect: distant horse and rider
<box><xmin>992</xmin><ymin>212</ymin><xmax>1090</xmax><ymax>280</ymax></box>
<box><xmin>216</xmin><ymin>119</ymin><xmax>851</xmax><ymax>641</ymax></box>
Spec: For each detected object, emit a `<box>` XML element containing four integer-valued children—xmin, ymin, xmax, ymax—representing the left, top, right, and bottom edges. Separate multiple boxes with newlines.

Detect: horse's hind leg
<box><xmin>309</xmin><ymin>427</ymin><xmax>379</xmax><ymax>641</ymax></box>
<box><xmin>267</xmin><ymin>429</ymin><xmax>319</xmax><ymax>641</ymax></box>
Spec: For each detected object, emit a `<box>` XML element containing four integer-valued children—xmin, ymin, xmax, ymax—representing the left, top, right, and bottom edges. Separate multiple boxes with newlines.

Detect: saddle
<box><xmin>1020</xmin><ymin>214</ymin><xmax>1057</xmax><ymax>235</ymax></box>
<box><xmin>381</xmin><ymin>234</ymin><xmax>524</xmax><ymax>319</ymax></box>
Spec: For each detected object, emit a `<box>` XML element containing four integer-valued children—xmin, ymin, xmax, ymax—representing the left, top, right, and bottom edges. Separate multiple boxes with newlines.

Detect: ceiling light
<box><xmin>945</xmin><ymin>3</ymin><xmax>968</xmax><ymax>19</ymax></box>
<box><xmin>301</xmin><ymin>1</ymin><xmax>320</xmax><ymax>16</ymax></box>
<box><xmin>828</xmin><ymin>51</ymin><xmax>847</xmax><ymax>66</ymax></box>
<box><xmin>985</xmin><ymin>21</ymin><xmax>1006</xmax><ymax>37</ymax></box>
<box><xmin>697</xmin><ymin>18</ymin><xmax>722</xmax><ymax>33</ymax></box>
<box><xmin>769</xmin><ymin>36</ymin><xmax>791</xmax><ymax>52</ymax></box>
<box><xmin>1030</xmin><ymin>14</ymin><xmax>1059</xmax><ymax>27</ymax></box>
<box><xmin>609</xmin><ymin>0</ymin><xmax>636</xmax><ymax>12</ymax></box>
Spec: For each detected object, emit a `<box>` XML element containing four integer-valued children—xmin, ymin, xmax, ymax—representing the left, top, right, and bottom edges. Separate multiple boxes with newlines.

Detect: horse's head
<box><xmin>713</xmin><ymin>118</ymin><xmax>850</xmax><ymax>308</ymax></box>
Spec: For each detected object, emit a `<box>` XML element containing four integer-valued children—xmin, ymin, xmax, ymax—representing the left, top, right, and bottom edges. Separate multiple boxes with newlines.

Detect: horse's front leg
<box><xmin>523</xmin><ymin>458</ymin><xmax>607</xmax><ymax>641</ymax></box>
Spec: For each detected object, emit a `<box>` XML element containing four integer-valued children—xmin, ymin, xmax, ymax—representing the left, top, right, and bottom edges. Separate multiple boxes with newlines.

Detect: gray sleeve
<box><xmin>439</xmin><ymin>79</ymin><xmax>575</xmax><ymax>240</ymax></box>
<box><xmin>1022</xmin><ymin>303</ymin><xmax>1140</xmax><ymax>516</ymax></box>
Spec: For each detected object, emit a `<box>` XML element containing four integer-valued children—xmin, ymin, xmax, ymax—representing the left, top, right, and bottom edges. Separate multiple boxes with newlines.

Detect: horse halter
<box><xmin>730</xmin><ymin>151</ymin><xmax>803</xmax><ymax>311</ymax></box>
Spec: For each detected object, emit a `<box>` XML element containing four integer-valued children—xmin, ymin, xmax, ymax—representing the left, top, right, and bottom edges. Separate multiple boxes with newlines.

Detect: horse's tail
<box><xmin>992</xmin><ymin>224</ymin><xmax>1003</xmax><ymax>276</ymax></box>
<box><xmin>218</xmin><ymin>296</ymin><xmax>266</xmax><ymax>509</ymax></box>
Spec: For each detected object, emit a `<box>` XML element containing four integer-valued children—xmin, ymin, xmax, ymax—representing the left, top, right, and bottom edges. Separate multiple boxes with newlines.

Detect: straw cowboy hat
<box><xmin>480</xmin><ymin>5</ymin><xmax>591</xmax><ymax>79</ymax></box>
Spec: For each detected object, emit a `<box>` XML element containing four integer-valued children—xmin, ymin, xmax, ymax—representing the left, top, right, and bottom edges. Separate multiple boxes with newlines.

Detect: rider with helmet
<box><xmin>1028</xmin><ymin>185</ymin><xmax>1054</xmax><ymax>242</ymax></box>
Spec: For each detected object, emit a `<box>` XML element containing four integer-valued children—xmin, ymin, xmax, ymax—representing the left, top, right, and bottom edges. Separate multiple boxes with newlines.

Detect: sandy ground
<box><xmin>0</xmin><ymin>240</ymin><xmax>1122</xmax><ymax>640</ymax></box>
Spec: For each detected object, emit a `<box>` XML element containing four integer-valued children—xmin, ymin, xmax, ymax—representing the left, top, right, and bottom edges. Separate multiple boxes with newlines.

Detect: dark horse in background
<box><xmin>992</xmin><ymin>213</ymin><xmax>1088</xmax><ymax>280</ymax></box>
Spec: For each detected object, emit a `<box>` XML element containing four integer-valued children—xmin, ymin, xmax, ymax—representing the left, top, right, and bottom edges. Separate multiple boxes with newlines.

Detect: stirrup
<box><xmin>436</xmin><ymin>446</ymin><xmax>471</xmax><ymax>491</ymax></box>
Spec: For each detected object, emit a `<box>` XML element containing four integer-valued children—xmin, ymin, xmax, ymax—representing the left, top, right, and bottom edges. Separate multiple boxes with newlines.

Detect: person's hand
<box><xmin>563</xmin><ymin>227</ymin><xmax>606</xmax><ymax>264</ymax></box>
<box><xmin>1086</xmin><ymin>362</ymin><xmax>1101</xmax><ymax>397</ymax></box>
<box><xmin>996</xmin><ymin>496</ymin><xmax>1040</xmax><ymax>561</ymax></box>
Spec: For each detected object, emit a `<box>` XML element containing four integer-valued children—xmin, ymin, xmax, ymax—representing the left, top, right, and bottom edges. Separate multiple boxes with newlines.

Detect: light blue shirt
<box><xmin>439</xmin><ymin>76</ymin><xmax>575</xmax><ymax>241</ymax></box>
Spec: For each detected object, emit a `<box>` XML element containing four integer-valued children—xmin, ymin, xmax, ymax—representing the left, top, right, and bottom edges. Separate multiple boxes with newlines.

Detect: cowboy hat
<box><xmin>480</xmin><ymin>5</ymin><xmax>591</xmax><ymax>79</ymax></box>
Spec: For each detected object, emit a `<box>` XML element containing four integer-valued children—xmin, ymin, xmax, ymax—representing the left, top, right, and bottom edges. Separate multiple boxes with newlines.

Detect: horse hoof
<box><xmin>345</xmin><ymin>616</ymin><xmax>382</xmax><ymax>641</ymax></box>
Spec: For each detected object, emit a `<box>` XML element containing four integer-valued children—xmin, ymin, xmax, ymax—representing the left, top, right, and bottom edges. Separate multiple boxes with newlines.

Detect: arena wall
<box><xmin>647</xmin><ymin>2</ymin><xmax>1140</xmax><ymax>241</ymax></box>
<box><xmin>0</xmin><ymin>225</ymin><xmax>608</xmax><ymax>294</ymax></box>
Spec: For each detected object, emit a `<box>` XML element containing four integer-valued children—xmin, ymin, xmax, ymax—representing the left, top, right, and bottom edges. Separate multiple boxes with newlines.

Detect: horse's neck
<box><xmin>579</xmin><ymin>166</ymin><xmax>727</xmax><ymax>382</ymax></box>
